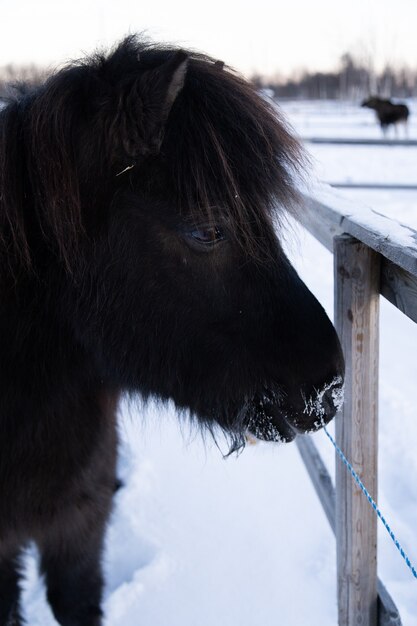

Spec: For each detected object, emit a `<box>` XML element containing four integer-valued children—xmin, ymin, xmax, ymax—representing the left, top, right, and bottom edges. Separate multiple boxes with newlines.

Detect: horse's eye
<box><xmin>188</xmin><ymin>225</ymin><xmax>225</xmax><ymax>247</ymax></box>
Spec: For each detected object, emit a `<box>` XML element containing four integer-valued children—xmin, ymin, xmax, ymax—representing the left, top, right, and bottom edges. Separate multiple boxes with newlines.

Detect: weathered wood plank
<box><xmin>334</xmin><ymin>235</ymin><xmax>380</xmax><ymax>626</ymax></box>
<box><xmin>328</xmin><ymin>183</ymin><xmax>417</xmax><ymax>191</ymax></box>
<box><xmin>300</xmin><ymin>194</ymin><xmax>417</xmax><ymax>277</ymax></box>
<box><xmin>377</xmin><ymin>581</ymin><xmax>403</xmax><ymax>626</ymax></box>
<box><xmin>294</xmin><ymin>192</ymin><xmax>408</xmax><ymax>624</ymax></box>
<box><xmin>295</xmin><ymin>435</ymin><xmax>402</xmax><ymax>626</ymax></box>
<box><xmin>298</xmin><ymin>195</ymin><xmax>342</xmax><ymax>251</ymax></box>
<box><xmin>296</xmin><ymin>434</ymin><xmax>335</xmax><ymax>531</ymax></box>
<box><xmin>380</xmin><ymin>259</ymin><xmax>417</xmax><ymax>323</ymax></box>
<box><xmin>303</xmin><ymin>138</ymin><xmax>417</xmax><ymax>146</ymax></box>
<box><xmin>296</xmin><ymin>195</ymin><xmax>417</xmax><ymax>324</ymax></box>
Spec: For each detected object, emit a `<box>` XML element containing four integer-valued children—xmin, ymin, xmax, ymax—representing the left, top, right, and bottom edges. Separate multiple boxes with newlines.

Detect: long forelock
<box><xmin>159</xmin><ymin>51</ymin><xmax>305</xmax><ymax>258</ymax></box>
<box><xmin>0</xmin><ymin>35</ymin><xmax>305</xmax><ymax>275</ymax></box>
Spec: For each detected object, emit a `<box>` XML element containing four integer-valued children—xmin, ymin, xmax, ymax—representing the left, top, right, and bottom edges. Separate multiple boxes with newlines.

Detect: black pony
<box><xmin>0</xmin><ymin>36</ymin><xmax>344</xmax><ymax>625</ymax></box>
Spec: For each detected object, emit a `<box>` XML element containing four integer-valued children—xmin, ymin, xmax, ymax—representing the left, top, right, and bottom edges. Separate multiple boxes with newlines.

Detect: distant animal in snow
<box><xmin>361</xmin><ymin>96</ymin><xmax>410</xmax><ymax>136</ymax></box>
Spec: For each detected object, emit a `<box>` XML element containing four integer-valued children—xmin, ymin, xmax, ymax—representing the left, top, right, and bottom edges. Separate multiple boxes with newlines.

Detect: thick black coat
<box><xmin>0</xmin><ymin>36</ymin><xmax>344</xmax><ymax>625</ymax></box>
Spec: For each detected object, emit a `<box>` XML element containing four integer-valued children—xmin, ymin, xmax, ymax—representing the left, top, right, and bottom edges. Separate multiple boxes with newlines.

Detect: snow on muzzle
<box><xmin>247</xmin><ymin>377</ymin><xmax>344</xmax><ymax>443</ymax></box>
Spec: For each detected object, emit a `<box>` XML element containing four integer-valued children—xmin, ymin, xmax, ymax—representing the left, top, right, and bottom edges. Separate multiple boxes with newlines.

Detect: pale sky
<box><xmin>1</xmin><ymin>0</ymin><xmax>417</xmax><ymax>77</ymax></box>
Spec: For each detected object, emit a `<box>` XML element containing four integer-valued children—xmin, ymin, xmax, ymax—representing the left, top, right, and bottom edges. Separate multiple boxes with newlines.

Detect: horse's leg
<box><xmin>0</xmin><ymin>547</ymin><xmax>24</xmax><ymax>626</ymax></box>
<box><xmin>39</xmin><ymin>506</ymin><xmax>110</xmax><ymax>626</ymax></box>
<box><xmin>40</xmin><ymin>404</ymin><xmax>117</xmax><ymax>624</ymax></box>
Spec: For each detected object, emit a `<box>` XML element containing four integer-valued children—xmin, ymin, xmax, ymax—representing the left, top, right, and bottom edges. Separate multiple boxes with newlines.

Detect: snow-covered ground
<box><xmin>23</xmin><ymin>102</ymin><xmax>417</xmax><ymax>625</ymax></box>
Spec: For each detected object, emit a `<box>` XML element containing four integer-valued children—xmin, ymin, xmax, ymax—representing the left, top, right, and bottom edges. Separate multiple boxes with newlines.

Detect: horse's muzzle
<box><xmin>247</xmin><ymin>377</ymin><xmax>344</xmax><ymax>443</ymax></box>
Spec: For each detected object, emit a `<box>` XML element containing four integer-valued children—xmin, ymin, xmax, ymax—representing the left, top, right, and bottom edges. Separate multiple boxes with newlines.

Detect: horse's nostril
<box><xmin>321</xmin><ymin>388</ymin><xmax>338</xmax><ymax>423</ymax></box>
<box><xmin>325</xmin><ymin>391</ymin><xmax>335</xmax><ymax>415</ymax></box>
<box><xmin>288</xmin><ymin>377</ymin><xmax>344</xmax><ymax>433</ymax></box>
<box><xmin>309</xmin><ymin>377</ymin><xmax>344</xmax><ymax>426</ymax></box>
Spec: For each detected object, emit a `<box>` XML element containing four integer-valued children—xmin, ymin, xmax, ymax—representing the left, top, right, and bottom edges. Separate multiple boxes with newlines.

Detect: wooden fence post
<box><xmin>334</xmin><ymin>235</ymin><xmax>380</xmax><ymax>626</ymax></box>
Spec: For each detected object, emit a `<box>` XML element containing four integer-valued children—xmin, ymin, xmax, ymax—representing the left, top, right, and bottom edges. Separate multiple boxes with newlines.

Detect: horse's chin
<box><xmin>246</xmin><ymin>401</ymin><xmax>297</xmax><ymax>443</ymax></box>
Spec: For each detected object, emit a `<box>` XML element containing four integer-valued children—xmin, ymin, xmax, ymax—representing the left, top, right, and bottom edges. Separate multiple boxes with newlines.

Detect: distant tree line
<box><xmin>2</xmin><ymin>53</ymin><xmax>416</xmax><ymax>102</ymax></box>
<box><xmin>252</xmin><ymin>53</ymin><xmax>417</xmax><ymax>100</ymax></box>
<box><xmin>0</xmin><ymin>64</ymin><xmax>48</xmax><ymax>98</ymax></box>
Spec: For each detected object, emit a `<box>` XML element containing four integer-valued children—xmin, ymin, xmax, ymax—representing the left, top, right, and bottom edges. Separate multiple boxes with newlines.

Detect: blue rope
<box><xmin>323</xmin><ymin>425</ymin><xmax>417</xmax><ymax>580</ymax></box>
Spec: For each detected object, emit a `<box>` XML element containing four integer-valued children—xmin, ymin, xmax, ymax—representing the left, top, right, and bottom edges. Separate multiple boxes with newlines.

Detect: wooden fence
<box><xmin>295</xmin><ymin>190</ymin><xmax>417</xmax><ymax>626</ymax></box>
<box><xmin>304</xmin><ymin>138</ymin><xmax>417</xmax><ymax>147</ymax></box>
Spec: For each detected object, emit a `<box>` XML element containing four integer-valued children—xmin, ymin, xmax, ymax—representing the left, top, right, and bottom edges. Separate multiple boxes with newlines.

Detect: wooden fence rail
<box><xmin>296</xmin><ymin>435</ymin><xmax>402</xmax><ymax>625</ymax></box>
<box><xmin>303</xmin><ymin>138</ymin><xmax>417</xmax><ymax>147</ymax></box>
<box><xmin>295</xmin><ymin>191</ymin><xmax>417</xmax><ymax>626</ymax></box>
<box><xmin>327</xmin><ymin>183</ymin><xmax>417</xmax><ymax>191</ymax></box>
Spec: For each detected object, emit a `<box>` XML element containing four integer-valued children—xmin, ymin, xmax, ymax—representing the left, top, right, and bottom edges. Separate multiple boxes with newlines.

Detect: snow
<box><xmin>22</xmin><ymin>101</ymin><xmax>417</xmax><ymax>624</ymax></box>
<box><xmin>308</xmin><ymin>181</ymin><xmax>417</xmax><ymax>257</ymax></box>
<box><xmin>283</xmin><ymin>99</ymin><xmax>417</xmax><ymax>142</ymax></box>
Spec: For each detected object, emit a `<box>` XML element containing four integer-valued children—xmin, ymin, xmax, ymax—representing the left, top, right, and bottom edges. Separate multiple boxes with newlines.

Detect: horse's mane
<box><xmin>0</xmin><ymin>35</ymin><xmax>303</xmax><ymax>276</ymax></box>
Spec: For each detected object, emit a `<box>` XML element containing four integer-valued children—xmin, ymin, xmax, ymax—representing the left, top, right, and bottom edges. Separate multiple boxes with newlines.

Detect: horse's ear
<box><xmin>113</xmin><ymin>51</ymin><xmax>188</xmax><ymax>160</ymax></box>
<box><xmin>149</xmin><ymin>51</ymin><xmax>189</xmax><ymax>120</ymax></box>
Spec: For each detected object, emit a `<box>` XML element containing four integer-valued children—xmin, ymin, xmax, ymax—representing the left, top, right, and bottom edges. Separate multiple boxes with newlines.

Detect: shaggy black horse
<box><xmin>362</xmin><ymin>95</ymin><xmax>410</xmax><ymax>134</ymax></box>
<box><xmin>0</xmin><ymin>36</ymin><xmax>344</xmax><ymax>625</ymax></box>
